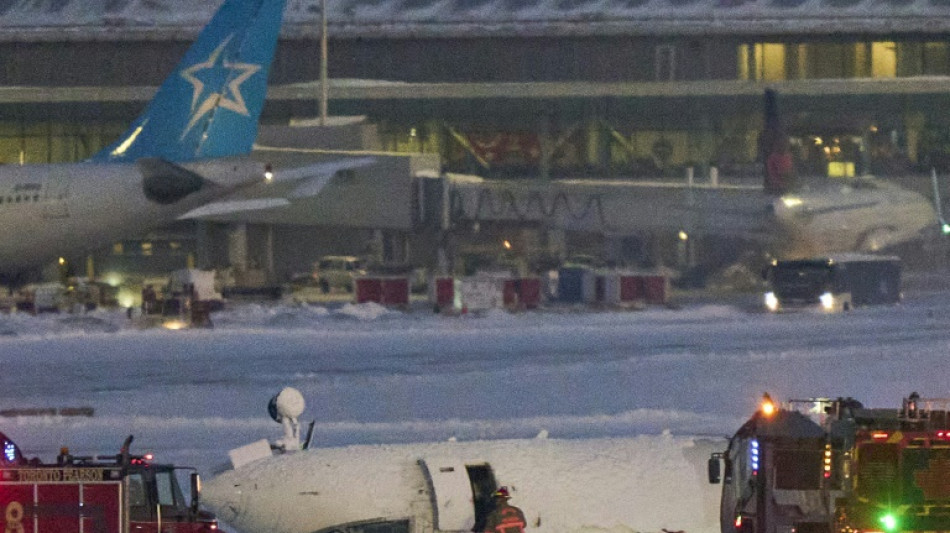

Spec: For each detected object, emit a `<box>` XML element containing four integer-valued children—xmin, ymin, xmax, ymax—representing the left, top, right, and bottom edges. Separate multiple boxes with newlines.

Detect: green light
<box><xmin>879</xmin><ymin>512</ymin><xmax>898</xmax><ymax>532</ymax></box>
<box><xmin>942</xmin><ymin>222</ymin><xmax>950</xmax><ymax>235</ymax></box>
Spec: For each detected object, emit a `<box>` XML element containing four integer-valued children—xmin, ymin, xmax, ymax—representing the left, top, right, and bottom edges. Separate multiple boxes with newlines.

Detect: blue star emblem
<box><xmin>179</xmin><ymin>34</ymin><xmax>261</xmax><ymax>139</ymax></box>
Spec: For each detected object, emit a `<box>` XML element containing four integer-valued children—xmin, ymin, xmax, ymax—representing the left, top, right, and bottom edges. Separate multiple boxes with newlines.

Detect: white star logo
<box><xmin>179</xmin><ymin>34</ymin><xmax>261</xmax><ymax>139</ymax></box>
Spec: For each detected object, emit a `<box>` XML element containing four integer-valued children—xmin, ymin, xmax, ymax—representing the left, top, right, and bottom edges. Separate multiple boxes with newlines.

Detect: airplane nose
<box><xmin>766</xmin><ymin>197</ymin><xmax>790</xmax><ymax>227</ymax></box>
<box><xmin>202</xmin><ymin>474</ymin><xmax>245</xmax><ymax>526</ymax></box>
<box><xmin>770</xmin><ymin>195</ymin><xmax>808</xmax><ymax>225</ymax></box>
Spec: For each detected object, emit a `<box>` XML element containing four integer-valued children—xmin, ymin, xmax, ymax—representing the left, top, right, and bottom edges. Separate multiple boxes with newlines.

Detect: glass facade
<box><xmin>3</xmin><ymin>37</ymin><xmax>950</xmax><ymax>178</ymax></box>
<box><xmin>739</xmin><ymin>40</ymin><xmax>950</xmax><ymax>81</ymax></box>
<box><xmin>0</xmin><ymin>121</ymin><xmax>125</xmax><ymax>164</ymax></box>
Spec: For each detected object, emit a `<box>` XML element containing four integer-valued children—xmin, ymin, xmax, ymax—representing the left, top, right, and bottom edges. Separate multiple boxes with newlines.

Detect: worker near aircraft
<box><xmin>482</xmin><ymin>486</ymin><xmax>527</xmax><ymax>533</ymax></box>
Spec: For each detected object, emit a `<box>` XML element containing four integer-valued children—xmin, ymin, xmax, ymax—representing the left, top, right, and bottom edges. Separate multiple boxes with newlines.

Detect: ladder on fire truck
<box><xmin>899</xmin><ymin>393</ymin><xmax>950</xmax><ymax>429</ymax></box>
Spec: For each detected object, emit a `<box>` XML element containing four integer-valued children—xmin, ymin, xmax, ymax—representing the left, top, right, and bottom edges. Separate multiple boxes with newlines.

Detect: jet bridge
<box><xmin>440</xmin><ymin>174</ymin><xmax>774</xmax><ymax>240</ymax></box>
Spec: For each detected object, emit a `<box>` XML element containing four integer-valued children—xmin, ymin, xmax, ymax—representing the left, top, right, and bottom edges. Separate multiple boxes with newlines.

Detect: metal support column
<box><xmin>194</xmin><ymin>221</ymin><xmax>211</xmax><ymax>270</ymax></box>
<box><xmin>264</xmin><ymin>224</ymin><xmax>276</xmax><ymax>282</ymax></box>
<box><xmin>228</xmin><ymin>223</ymin><xmax>249</xmax><ymax>272</ymax></box>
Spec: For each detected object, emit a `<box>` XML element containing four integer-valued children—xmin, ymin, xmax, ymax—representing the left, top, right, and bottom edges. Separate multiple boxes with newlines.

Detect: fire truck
<box><xmin>709</xmin><ymin>393</ymin><xmax>950</xmax><ymax>533</ymax></box>
<box><xmin>0</xmin><ymin>432</ymin><xmax>221</xmax><ymax>532</ymax></box>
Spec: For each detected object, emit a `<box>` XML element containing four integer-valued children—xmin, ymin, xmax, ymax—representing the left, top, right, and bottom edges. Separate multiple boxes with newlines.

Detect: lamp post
<box><xmin>319</xmin><ymin>0</ymin><xmax>328</xmax><ymax>126</ymax></box>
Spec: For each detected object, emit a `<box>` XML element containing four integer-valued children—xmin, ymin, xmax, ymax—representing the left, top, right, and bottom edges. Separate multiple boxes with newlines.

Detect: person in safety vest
<box><xmin>482</xmin><ymin>486</ymin><xmax>527</xmax><ymax>533</ymax></box>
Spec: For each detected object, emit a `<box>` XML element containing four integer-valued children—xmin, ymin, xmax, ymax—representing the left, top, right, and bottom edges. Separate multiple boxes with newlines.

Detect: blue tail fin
<box><xmin>91</xmin><ymin>0</ymin><xmax>285</xmax><ymax>163</ymax></box>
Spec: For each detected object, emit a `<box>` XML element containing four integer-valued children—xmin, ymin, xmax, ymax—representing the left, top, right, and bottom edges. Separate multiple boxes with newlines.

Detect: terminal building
<box><xmin>1</xmin><ymin>0</ymin><xmax>949</xmax><ymax>283</ymax></box>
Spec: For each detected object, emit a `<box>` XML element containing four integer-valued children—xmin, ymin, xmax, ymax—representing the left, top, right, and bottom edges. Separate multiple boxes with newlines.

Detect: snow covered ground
<box><xmin>2</xmin><ymin>280</ymin><xmax>950</xmax><ymax>529</ymax></box>
<box><xmin>1</xmin><ymin>283</ymin><xmax>949</xmax><ymax>472</ymax></box>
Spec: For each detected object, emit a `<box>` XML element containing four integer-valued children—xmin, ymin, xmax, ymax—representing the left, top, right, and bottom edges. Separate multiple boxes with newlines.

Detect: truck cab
<box><xmin>709</xmin><ymin>396</ymin><xmax>837</xmax><ymax>533</ymax></box>
<box><xmin>711</xmin><ymin>394</ymin><xmax>950</xmax><ymax>533</ymax></box>
<box><xmin>834</xmin><ymin>395</ymin><xmax>950</xmax><ymax>533</ymax></box>
<box><xmin>0</xmin><ymin>433</ymin><xmax>220</xmax><ymax>533</ymax></box>
<box><xmin>125</xmin><ymin>462</ymin><xmax>219</xmax><ymax>532</ymax></box>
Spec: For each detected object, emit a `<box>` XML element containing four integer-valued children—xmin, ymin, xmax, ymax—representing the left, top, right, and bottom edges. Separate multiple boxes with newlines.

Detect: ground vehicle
<box><xmin>0</xmin><ymin>433</ymin><xmax>220</xmax><ymax>532</ymax></box>
<box><xmin>764</xmin><ymin>254</ymin><xmax>900</xmax><ymax>312</ymax></box>
<box><xmin>709</xmin><ymin>393</ymin><xmax>950</xmax><ymax>533</ymax></box>
<box><xmin>314</xmin><ymin>255</ymin><xmax>366</xmax><ymax>293</ymax></box>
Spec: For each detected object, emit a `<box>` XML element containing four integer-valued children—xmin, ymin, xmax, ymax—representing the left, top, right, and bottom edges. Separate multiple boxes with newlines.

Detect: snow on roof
<box><xmin>0</xmin><ymin>0</ymin><xmax>949</xmax><ymax>40</ymax></box>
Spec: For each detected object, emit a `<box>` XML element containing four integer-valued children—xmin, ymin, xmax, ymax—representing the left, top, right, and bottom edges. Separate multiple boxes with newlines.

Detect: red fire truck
<box><xmin>709</xmin><ymin>393</ymin><xmax>950</xmax><ymax>533</ymax></box>
<box><xmin>0</xmin><ymin>432</ymin><xmax>221</xmax><ymax>532</ymax></box>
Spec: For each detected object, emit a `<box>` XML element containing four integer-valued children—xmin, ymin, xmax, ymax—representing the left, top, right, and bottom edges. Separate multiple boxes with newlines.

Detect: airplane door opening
<box><xmin>420</xmin><ymin>458</ymin><xmax>479</xmax><ymax>530</ymax></box>
<box><xmin>467</xmin><ymin>464</ymin><xmax>498</xmax><ymax>532</ymax></box>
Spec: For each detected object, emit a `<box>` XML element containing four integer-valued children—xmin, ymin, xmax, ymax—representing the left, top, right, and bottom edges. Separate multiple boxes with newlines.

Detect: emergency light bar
<box><xmin>823</xmin><ymin>444</ymin><xmax>832</xmax><ymax>479</ymax></box>
<box><xmin>750</xmin><ymin>439</ymin><xmax>760</xmax><ymax>476</ymax></box>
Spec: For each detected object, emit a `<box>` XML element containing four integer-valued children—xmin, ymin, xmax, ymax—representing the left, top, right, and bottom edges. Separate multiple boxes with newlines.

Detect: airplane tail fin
<box><xmin>90</xmin><ymin>0</ymin><xmax>286</xmax><ymax>163</ymax></box>
<box><xmin>760</xmin><ymin>89</ymin><xmax>794</xmax><ymax>194</ymax></box>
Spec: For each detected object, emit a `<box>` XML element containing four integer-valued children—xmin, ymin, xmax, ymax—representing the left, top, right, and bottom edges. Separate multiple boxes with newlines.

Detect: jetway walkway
<box><xmin>445</xmin><ymin>174</ymin><xmax>774</xmax><ymax>239</ymax></box>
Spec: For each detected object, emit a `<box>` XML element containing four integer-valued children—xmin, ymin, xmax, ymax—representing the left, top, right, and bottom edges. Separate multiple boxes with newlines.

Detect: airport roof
<box><xmin>2</xmin><ymin>77</ymin><xmax>949</xmax><ymax>105</ymax></box>
<box><xmin>0</xmin><ymin>0</ymin><xmax>948</xmax><ymax>41</ymax></box>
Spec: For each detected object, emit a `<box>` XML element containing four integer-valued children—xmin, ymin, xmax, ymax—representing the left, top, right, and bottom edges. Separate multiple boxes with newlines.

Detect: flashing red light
<box><xmin>735</xmin><ymin>516</ymin><xmax>743</xmax><ymax>529</ymax></box>
<box><xmin>823</xmin><ymin>472</ymin><xmax>831</xmax><ymax>478</ymax></box>
<box><xmin>872</xmin><ymin>432</ymin><xmax>889</xmax><ymax>440</ymax></box>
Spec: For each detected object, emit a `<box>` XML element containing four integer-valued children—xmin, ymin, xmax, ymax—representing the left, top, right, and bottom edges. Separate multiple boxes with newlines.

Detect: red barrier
<box><xmin>643</xmin><ymin>275</ymin><xmax>668</xmax><ymax>304</ymax></box>
<box><xmin>381</xmin><ymin>278</ymin><xmax>410</xmax><ymax>306</ymax></box>
<box><xmin>519</xmin><ymin>278</ymin><xmax>541</xmax><ymax>309</ymax></box>
<box><xmin>502</xmin><ymin>278</ymin><xmax>543</xmax><ymax>310</ymax></box>
<box><xmin>433</xmin><ymin>277</ymin><xmax>455</xmax><ymax>308</ymax></box>
<box><xmin>356</xmin><ymin>278</ymin><xmax>382</xmax><ymax>304</ymax></box>
<box><xmin>503</xmin><ymin>280</ymin><xmax>518</xmax><ymax>307</ymax></box>
<box><xmin>619</xmin><ymin>276</ymin><xmax>643</xmax><ymax>302</ymax></box>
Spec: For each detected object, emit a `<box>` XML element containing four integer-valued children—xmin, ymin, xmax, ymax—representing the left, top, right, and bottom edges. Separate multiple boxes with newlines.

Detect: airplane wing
<box><xmin>269</xmin><ymin>156</ymin><xmax>377</xmax><ymax>199</ymax></box>
<box><xmin>267</xmin><ymin>157</ymin><xmax>376</xmax><ymax>184</ymax></box>
<box><xmin>179</xmin><ymin>156</ymin><xmax>378</xmax><ymax>220</ymax></box>
<box><xmin>179</xmin><ymin>198</ymin><xmax>291</xmax><ymax>219</ymax></box>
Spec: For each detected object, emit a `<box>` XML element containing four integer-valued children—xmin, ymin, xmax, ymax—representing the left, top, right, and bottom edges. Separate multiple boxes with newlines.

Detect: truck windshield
<box><xmin>774</xmin><ymin>448</ymin><xmax>823</xmax><ymax>490</ymax></box>
<box><xmin>770</xmin><ymin>263</ymin><xmax>832</xmax><ymax>299</ymax></box>
<box><xmin>156</xmin><ymin>470</ymin><xmax>185</xmax><ymax>508</ymax></box>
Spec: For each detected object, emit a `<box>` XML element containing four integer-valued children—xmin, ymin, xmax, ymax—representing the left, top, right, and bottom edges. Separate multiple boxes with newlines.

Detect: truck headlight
<box><xmin>764</xmin><ymin>292</ymin><xmax>779</xmax><ymax>312</ymax></box>
<box><xmin>820</xmin><ymin>292</ymin><xmax>835</xmax><ymax>311</ymax></box>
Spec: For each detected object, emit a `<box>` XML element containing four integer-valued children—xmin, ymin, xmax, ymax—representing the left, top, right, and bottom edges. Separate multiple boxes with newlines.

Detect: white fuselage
<box><xmin>0</xmin><ymin>158</ymin><xmax>262</xmax><ymax>274</ymax></box>
<box><xmin>204</xmin><ymin>435</ymin><xmax>724</xmax><ymax>533</ymax></box>
<box><xmin>771</xmin><ymin>178</ymin><xmax>935</xmax><ymax>257</ymax></box>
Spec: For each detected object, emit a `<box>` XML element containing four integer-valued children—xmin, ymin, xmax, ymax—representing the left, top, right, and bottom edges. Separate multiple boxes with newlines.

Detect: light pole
<box><xmin>319</xmin><ymin>0</ymin><xmax>328</xmax><ymax>126</ymax></box>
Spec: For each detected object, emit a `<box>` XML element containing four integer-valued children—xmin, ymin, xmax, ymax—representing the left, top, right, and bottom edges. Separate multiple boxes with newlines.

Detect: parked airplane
<box><xmin>177</xmin><ymin>91</ymin><xmax>939</xmax><ymax>267</ymax></box>
<box><xmin>755</xmin><ymin>88</ymin><xmax>936</xmax><ymax>258</ymax></box>
<box><xmin>203</xmin><ymin>389</ymin><xmax>723</xmax><ymax>533</ymax></box>
<box><xmin>452</xmin><ymin>88</ymin><xmax>936</xmax><ymax>260</ymax></box>
<box><xmin>766</xmin><ymin>176</ymin><xmax>936</xmax><ymax>257</ymax></box>
<box><xmin>0</xmin><ymin>0</ymin><xmax>287</xmax><ymax>282</ymax></box>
